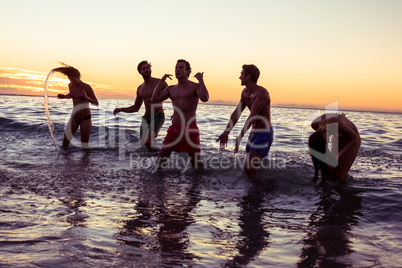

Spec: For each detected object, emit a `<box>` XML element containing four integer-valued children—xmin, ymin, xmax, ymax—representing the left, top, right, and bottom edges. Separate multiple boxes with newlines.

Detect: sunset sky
<box><xmin>1</xmin><ymin>0</ymin><xmax>401</xmax><ymax>112</ymax></box>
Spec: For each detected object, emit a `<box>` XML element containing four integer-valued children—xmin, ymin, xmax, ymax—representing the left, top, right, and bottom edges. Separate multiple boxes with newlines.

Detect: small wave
<box><xmin>358</xmin><ymin>148</ymin><xmax>399</xmax><ymax>158</ymax></box>
<box><xmin>0</xmin><ymin>116</ymin><xmax>49</xmax><ymax>134</ymax></box>
<box><xmin>388</xmin><ymin>139</ymin><xmax>402</xmax><ymax>151</ymax></box>
<box><xmin>0</xmin><ymin>117</ymin><xmax>14</xmax><ymax>126</ymax></box>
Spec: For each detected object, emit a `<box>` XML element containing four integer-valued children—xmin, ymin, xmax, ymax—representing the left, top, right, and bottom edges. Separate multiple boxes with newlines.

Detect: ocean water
<box><xmin>0</xmin><ymin>95</ymin><xmax>401</xmax><ymax>267</ymax></box>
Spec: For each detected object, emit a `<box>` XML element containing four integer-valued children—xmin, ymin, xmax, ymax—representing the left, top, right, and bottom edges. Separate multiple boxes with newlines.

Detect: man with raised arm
<box><xmin>217</xmin><ymin>64</ymin><xmax>273</xmax><ymax>178</ymax></box>
<box><xmin>151</xmin><ymin>59</ymin><xmax>209</xmax><ymax>169</ymax></box>
<box><xmin>114</xmin><ymin>61</ymin><xmax>167</xmax><ymax>150</ymax></box>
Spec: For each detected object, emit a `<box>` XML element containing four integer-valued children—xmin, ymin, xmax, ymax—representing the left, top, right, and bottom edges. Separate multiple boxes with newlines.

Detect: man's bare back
<box><xmin>241</xmin><ymin>85</ymin><xmax>271</xmax><ymax>129</ymax></box>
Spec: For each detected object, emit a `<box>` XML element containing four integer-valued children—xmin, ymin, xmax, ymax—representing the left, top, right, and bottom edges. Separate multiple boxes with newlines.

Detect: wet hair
<box><xmin>309</xmin><ymin>131</ymin><xmax>327</xmax><ymax>158</ymax></box>
<box><xmin>242</xmin><ymin>64</ymin><xmax>260</xmax><ymax>83</ymax></box>
<box><xmin>52</xmin><ymin>63</ymin><xmax>81</xmax><ymax>78</ymax></box>
<box><xmin>177</xmin><ymin>59</ymin><xmax>191</xmax><ymax>77</ymax></box>
<box><xmin>137</xmin><ymin>61</ymin><xmax>151</xmax><ymax>73</ymax></box>
<box><xmin>308</xmin><ymin>131</ymin><xmax>329</xmax><ymax>183</ymax></box>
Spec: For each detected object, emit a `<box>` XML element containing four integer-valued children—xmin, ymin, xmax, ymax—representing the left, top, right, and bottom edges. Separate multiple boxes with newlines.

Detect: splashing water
<box><xmin>43</xmin><ymin>70</ymin><xmax>58</xmax><ymax>149</ymax></box>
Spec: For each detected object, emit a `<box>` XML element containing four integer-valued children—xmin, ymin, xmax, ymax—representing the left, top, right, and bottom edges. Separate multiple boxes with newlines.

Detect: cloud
<box><xmin>0</xmin><ymin>68</ymin><xmax>49</xmax><ymax>94</ymax></box>
<box><xmin>0</xmin><ymin>67</ymin><xmax>135</xmax><ymax>98</ymax></box>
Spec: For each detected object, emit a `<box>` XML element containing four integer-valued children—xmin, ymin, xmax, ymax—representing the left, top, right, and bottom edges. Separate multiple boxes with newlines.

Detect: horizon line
<box><xmin>1</xmin><ymin>93</ymin><xmax>401</xmax><ymax>115</ymax></box>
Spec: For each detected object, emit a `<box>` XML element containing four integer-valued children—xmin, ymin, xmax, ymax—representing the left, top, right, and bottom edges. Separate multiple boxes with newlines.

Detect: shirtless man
<box><xmin>151</xmin><ymin>59</ymin><xmax>209</xmax><ymax>168</ymax></box>
<box><xmin>114</xmin><ymin>61</ymin><xmax>167</xmax><ymax>150</ymax></box>
<box><xmin>217</xmin><ymin>64</ymin><xmax>273</xmax><ymax>178</ymax></box>
<box><xmin>309</xmin><ymin>113</ymin><xmax>361</xmax><ymax>182</ymax></box>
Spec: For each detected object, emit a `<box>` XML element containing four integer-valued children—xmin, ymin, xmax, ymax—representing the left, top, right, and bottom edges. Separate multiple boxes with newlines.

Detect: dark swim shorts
<box><xmin>140</xmin><ymin>112</ymin><xmax>165</xmax><ymax>139</ymax></box>
<box><xmin>245</xmin><ymin>127</ymin><xmax>274</xmax><ymax>157</ymax></box>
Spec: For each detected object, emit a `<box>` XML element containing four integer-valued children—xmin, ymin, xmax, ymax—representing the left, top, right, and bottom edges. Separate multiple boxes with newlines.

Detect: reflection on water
<box><xmin>1</xmin><ymin>96</ymin><xmax>402</xmax><ymax>267</ymax></box>
<box><xmin>116</xmin><ymin>178</ymin><xmax>271</xmax><ymax>267</ymax></box>
<box><xmin>60</xmin><ymin>182</ymin><xmax>88</xmax><ymax>228</ymax></box>
<box><xmin>226</xmin><ymin>188</ymin><xmax>270</xmax><ymax>266</ymax></box>
<box><xmin>298</xmin><ymin>185</ymin><xmax>363</xmax><ymax>268</ymax></box>
<box><xmin>117</xmin><ymin>174</ymin><xmax>202</xmax><ymax>266</ymax></box>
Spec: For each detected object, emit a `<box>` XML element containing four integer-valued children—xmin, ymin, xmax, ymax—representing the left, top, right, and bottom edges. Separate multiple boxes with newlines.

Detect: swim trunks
<box><xmin>245</xmin><ymin>127</ymin><xmax>274</xmax><ymax>158</ymax></box>
<box><xmin>162</xmin><ymin>121</ymin><xmax>200</xmax><ymax>153</ymax></box>
<box><xmin>140</xmin><ymin>112</ymin><xmax>165</xmax><ymax>139</ymax></box>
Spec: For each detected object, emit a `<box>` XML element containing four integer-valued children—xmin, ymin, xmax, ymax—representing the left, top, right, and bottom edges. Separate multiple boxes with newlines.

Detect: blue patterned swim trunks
<box><xmin>245</xmin><ymin>127</ymin><xmax>274</xmax><ymax>157</ymax></box>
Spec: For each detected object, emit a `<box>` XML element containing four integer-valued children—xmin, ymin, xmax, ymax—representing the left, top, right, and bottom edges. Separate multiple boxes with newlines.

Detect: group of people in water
<box><xmin>51</xmin><ymin>60</ymin><xmax>361</xmax><ymax>183</ymax></box>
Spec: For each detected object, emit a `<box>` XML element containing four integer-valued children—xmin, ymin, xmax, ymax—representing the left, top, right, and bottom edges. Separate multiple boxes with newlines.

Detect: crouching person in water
<box><xmin>309</xmin><ymin>113</ymin><xmax>361</xmax><ymax>183</ymax></box>
<box><xmin>55</xmin><ymin>64</ymin><xmax>99</xmax><ymax>149</ymax></box>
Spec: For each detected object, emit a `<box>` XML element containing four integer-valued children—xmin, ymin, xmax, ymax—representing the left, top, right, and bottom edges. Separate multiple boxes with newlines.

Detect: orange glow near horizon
<box><xmin>0</xmin><ymin>66</ymin><xmax>401</xmax><ymax>113</ymax></box>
